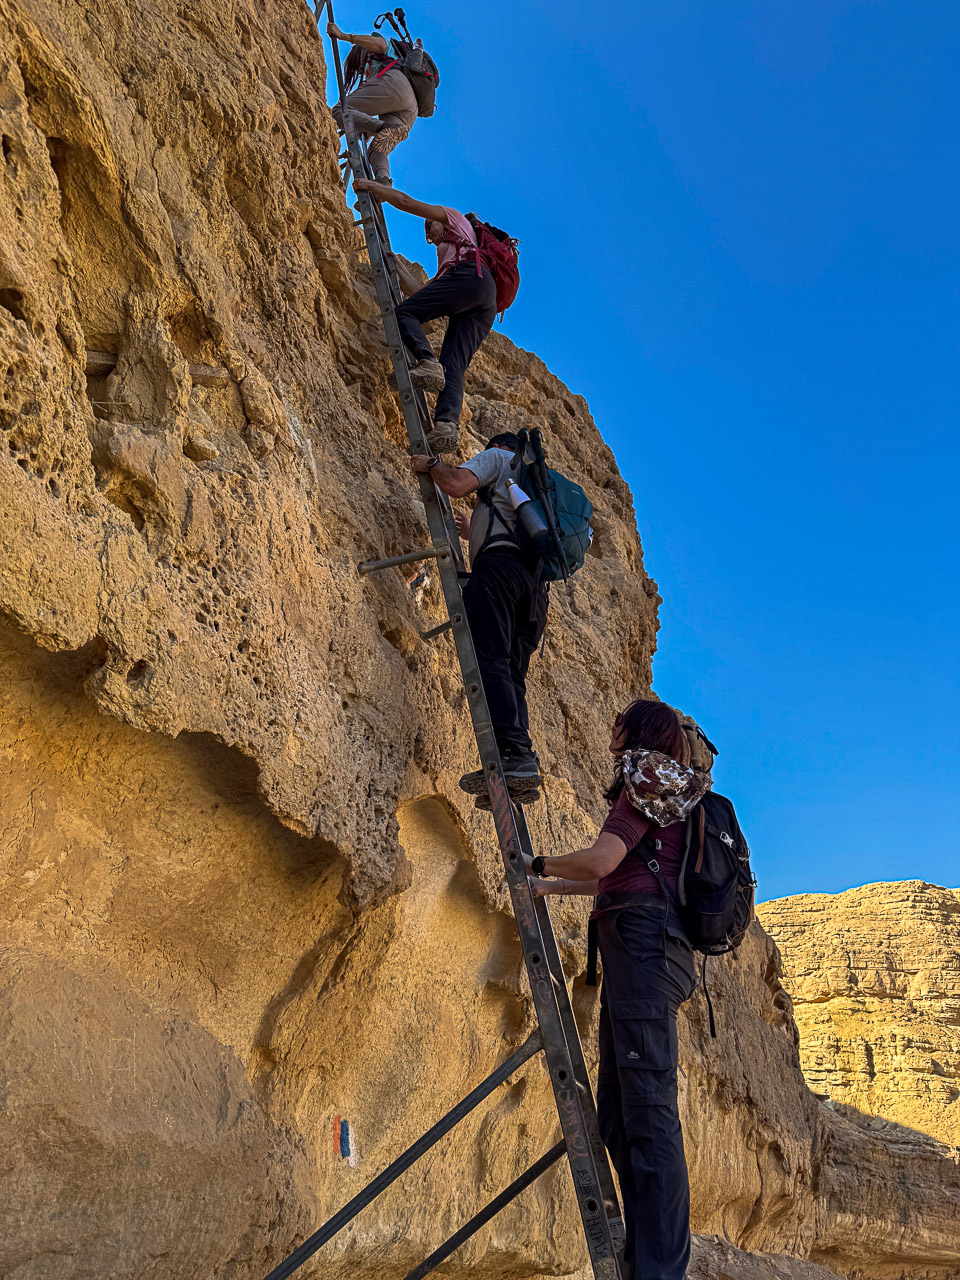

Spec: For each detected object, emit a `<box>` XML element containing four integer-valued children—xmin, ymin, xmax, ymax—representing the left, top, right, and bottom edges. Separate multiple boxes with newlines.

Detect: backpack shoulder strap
<box><xmin>475</xmin><ymin>484</ymin><xmax>515</xmax><ymax>556</ymax></box>
<box><xmin>624</xmin><ymin>824</ymin><xmax>680</xmax><ymax>908</ymax></box>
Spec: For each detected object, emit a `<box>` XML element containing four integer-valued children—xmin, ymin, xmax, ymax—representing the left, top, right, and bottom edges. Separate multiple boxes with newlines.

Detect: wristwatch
<box><xmin>425</xmin><ymin>455</ymin><xmax>440</xmax><ymax>470</ymax></box>
<box><xmin>531</xmin><ymin>855</ymin><xmax>547</xmax><ymax>877</ymax></box>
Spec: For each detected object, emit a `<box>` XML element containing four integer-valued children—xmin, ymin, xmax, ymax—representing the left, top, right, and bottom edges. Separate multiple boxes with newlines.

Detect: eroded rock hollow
<box><xmin>1</xmin><ymin>0</ymin><xmax>959</xmax><ymax>1277</ymax></box>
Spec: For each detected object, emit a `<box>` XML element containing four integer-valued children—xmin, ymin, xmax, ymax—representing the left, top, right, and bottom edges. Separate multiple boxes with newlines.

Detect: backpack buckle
<box><xmin>647</xmin><ymin>859</ymin><xmax>660</xmax><ymax>875</ymax></box>
<box><xmin>720</xmin><ymin>831</ymin><xmax>734</xmax><ymax>848</ymax></box>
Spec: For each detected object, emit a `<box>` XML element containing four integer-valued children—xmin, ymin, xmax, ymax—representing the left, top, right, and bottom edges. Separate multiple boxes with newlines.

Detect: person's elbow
<box><xmin>586</xmin><ymin>834</ymin><xmax>627</xmax><ymax>878</ymax></box>
<box><xmin>446</xmin><ymin>470</ymin><xmax>478</xmax><ymax>498</ymax></box>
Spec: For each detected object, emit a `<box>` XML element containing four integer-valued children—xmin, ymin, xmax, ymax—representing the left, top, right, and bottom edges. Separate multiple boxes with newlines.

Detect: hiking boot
<box><xmin>426</xmin><ymin>421</ymin><xmax>459</xmax><ymax>452</ymax></box>
<box><xmin>372</xmin><ymin>175</ymin><xmax>393</xmax><ymax>187</ymax></box>
<box><xmin>458</xmin><ymin>767</ymin><xmax>487</xmax><ymax>796</ymax></box>
<box><xmin>458</xmin><ymin>749</ymin><xmax>542</xmax><ymax>799</ymax></box>
<box><xmin>501</xmin><ymin>747</ymin><xmax>542</xmax><ymax>790</ymax></box>
<box><xmin>410</xmin><ymin>358</ymin><xmax>445</xmax><ymax>392</ymax></box>
<box><xmin>475</xmin><ymin>788</ymin><xmax>540</xmax><ymax>811</ymax></box>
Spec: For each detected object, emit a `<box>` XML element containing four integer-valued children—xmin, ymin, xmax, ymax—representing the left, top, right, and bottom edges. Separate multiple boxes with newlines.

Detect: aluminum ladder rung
<box><xmin>358</xmin><ymin>545</ymin><xmax>449</xmax><ymax>576</ymax></box>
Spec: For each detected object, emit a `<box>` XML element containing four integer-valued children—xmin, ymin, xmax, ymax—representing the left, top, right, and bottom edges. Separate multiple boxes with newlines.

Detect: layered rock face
<box><xmin>1</xmin><ymin>1</ymin><xmax>959</xmax><ymax>1278</ymax></box>
<box><xmin>758</xmin><ymin>881</ymin><xmax>960</xmax><ymax>1149</ymax></box>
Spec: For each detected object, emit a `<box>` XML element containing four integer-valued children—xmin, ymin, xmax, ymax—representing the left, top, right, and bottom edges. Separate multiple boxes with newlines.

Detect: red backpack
<box><xmin>466</xmin><ymin>214</ymin><xmax>520</xmax><ymax>317</ymax></box>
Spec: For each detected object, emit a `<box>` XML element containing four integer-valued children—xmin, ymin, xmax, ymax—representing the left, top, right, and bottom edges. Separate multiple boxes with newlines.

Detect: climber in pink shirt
<box><xmin>355</xmin><ymin>177</ymin><xmax>497</xmax><ymax>455</ymax></box>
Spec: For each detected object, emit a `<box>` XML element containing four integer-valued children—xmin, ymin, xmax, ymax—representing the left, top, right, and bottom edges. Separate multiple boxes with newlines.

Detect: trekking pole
<box><xmin>393</xmin><ymin>7</ymin><xmax>414</xmax><ymax>43</ymax></box>
<box><xmin>529</xmin><ymin>429</ymin><xmax>571</xmax><ymax>582</ymax></box>
<box><xmin>374</xmin><ymin>8</ymin><xmax>405</xmax><ymax>37</ymax></box>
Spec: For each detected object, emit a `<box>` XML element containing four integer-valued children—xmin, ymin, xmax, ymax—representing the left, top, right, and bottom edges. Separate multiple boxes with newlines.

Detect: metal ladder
<box><xmin>263</xmin><ymin>9</ymin><xmax>626</xmax><ymax>1278</ymax></box>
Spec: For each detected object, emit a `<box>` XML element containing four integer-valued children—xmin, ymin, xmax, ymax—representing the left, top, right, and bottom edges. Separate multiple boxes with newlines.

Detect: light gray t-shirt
<box><xmin>460</xmin><ymin>447</ymin><xmax>520</xmax><ymax>566</ymax></box>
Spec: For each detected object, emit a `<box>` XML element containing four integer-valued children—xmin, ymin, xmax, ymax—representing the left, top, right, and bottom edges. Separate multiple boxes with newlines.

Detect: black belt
<box><xmin>594</xmin><ymin>890</ymin><xmax>661</xmax><ymax>912</ymax></box>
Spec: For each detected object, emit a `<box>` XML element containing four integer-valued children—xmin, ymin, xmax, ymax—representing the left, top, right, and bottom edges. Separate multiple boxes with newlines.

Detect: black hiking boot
<box><xmin>502</xmin><ymin>746</ymin><xmax>542</xmax><ymax>788</ymax></box>
<box><xmin>459</xmin><ymin>748</ymin><xmax>541</xmax><ymax>803</ymax></box>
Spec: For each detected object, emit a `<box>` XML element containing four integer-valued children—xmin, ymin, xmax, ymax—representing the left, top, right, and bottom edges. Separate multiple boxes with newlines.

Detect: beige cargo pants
<box><xmin>332</xmin><ymin>68</ymin><xmax>418</xmax><ymax>181</ymax></box>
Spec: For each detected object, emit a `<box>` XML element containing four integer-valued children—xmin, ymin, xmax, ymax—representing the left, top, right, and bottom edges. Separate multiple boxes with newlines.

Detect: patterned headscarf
<box><xmin>621</xmin><ymin>749</ymin><xmax>710</xmax><ymax>827</ymax></box>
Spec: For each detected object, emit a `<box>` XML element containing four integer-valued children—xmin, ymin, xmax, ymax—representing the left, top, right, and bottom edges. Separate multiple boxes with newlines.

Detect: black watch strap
<box><xmin>426</xmin><ymin>455</ymin><xmax>441</xmax><ymax>469</ymax></box>
<box><xmin>531</xmin><ymin>855</ymin><xmax>547</xmax><ymax>877</ymax></box>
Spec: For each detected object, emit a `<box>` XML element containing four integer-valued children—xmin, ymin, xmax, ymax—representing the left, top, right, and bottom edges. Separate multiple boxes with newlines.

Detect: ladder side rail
<box><xmin>401</xmin><ymin>1140</ymin><xmax>567</xmax><ymax>1280</ymax></box>
<box><xmin>338</xmin><ymin>127</ymin><xmax>466</xmax><ymax>566</ymax></box>
<box><xmin>515</xmin><ymin>809</ymin><xmax>625</xmax><ymax>1257</ymax></box>
<box><xmin>423</xmin><ymin>634</ymin><xmax>620</xmax><ymax>1278</ymax></box>
<box><xmin>318</xmin><ymin>0</ymin><xmax>348</xmax><ymax>102</ymax></box>
<box><xmin>313</xmin><ymin>19</ymin><xmax>463</xmax><ymax>568</ymax></box>
<box><xmin>263</xmin><ymin>1035</ymin><xmax>544</xmax><ymax>1280</ymax></box>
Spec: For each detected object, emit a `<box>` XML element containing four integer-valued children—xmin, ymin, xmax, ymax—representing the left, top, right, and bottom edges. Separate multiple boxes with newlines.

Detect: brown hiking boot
<box><xmin>410</xmin><ymin>358</ymin><xmax>445</xmax><ymax>393</ymax></box>
<box><xmin>426</xmin><ymin>421</ymin><xmax>459</xmax><ymax>452</ymax></box>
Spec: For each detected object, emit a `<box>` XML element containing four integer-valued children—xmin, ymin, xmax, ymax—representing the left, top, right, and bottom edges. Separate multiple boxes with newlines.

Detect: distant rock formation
<box><xmin>759</xmin><ymin>880</ymin><xmax>960</xmax><ymax>1150</ymax></box>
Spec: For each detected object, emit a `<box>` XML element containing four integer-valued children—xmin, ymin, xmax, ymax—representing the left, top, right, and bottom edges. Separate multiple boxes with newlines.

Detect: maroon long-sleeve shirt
<box><xmin>596</xmin><ymin>790</ymin><xmax>686</xmax><ymax>896</ymax></box>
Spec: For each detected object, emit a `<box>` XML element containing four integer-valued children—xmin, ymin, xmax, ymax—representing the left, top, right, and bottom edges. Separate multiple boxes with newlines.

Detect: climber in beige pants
<box><xmin>328</xmin><ymin>23</ymin><xmax>419</xmax><ymax>185</ymax></box>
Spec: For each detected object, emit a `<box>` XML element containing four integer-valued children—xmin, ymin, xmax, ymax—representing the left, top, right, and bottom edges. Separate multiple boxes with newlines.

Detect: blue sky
<box><xmin>322</xmin><ymin>0</ymin><xmax>959</xmax><ymax>900</ymax></box>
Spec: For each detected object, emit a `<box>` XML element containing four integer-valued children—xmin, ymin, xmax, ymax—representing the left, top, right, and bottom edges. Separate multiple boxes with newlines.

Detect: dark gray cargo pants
<box><xmin>596</xmin><ymin>896</ymin><xmax>698</xmax><ymax>1280</ymax></box>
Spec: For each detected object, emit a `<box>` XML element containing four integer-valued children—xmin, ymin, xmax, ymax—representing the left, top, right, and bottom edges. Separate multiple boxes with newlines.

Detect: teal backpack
<box><xmin>478</xmin><ymin>429</ymin><xmax>594</xmax><ymax>582</ymax></box>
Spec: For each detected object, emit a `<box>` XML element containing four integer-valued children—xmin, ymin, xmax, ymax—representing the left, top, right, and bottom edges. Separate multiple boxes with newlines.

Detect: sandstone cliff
<box><xmin>758</xmin><ymin>881</ymin><xmax>960</xmax><ymax>1151</ymax></box>
<box><xmin>1</xmin><ymin>0</ymin><xmax>959</xmax><ymax>1278</ymax></box>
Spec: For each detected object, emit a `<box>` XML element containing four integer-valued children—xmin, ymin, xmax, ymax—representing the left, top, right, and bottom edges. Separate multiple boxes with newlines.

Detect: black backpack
<box><xmin>639</xmin><ymin>791</ymin><xmax>755</xmax><ymax>1037</ymax></box>
<box><xmin>373</xmin><ymin>11</ymin><xmax>440</xmax><ymax>117</ymax></box>
<box><xmin>639</xmin><ymin>791</ymin><xmax>755</xmax><ymax>956</ymax></box>
<box><xmin>386</xmin><ymin>37</ymin><xmax>439</xmax><ymax>116</ymax></box>
<box><xmin>585</xmin><ymin>790</ymin><xmax>756</xmax><ymax>1037</ymax></box>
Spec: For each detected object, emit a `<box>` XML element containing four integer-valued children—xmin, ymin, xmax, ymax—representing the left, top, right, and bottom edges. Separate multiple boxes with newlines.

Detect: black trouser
<box><xmin>596</xmin><ymin>897</ymin><xmax>697</xmax><ymax>1280</ymax></box>
<box><xmin>462</xmin><ymin>547</ymin><xmax>547</xmax><ymax>754</ymax></box>
<box><xmin>395</xmin><ymin>262</ymin><xmax>497</xmax><ymax>424</ymax></box>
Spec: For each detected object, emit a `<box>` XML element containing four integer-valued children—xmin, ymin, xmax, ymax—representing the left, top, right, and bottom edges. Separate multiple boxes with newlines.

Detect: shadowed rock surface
<box><xmin>1</xmin><ymin>0</ymin><xmax>959</xmax><ymax>1276</ymax></box>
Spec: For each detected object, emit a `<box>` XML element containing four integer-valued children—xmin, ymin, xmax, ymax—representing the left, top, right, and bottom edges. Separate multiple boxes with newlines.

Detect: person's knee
<box><xmin>475</xmin><ymin>652</ymin><xmax>512</xmax><ymax>678</ymax></box>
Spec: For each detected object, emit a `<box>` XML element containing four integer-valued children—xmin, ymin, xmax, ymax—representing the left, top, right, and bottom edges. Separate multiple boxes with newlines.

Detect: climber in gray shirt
<box><xmin>410</xmin><ymin>432</ymin><xmax>547</xmax><ymax>805</ymax></box>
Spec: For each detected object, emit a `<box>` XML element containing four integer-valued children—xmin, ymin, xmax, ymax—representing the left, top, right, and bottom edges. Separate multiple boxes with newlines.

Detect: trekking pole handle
<box><xmin>529</xmin><ymin>430</ymin><xmax>571</xmax><ymax>582</ymax></box>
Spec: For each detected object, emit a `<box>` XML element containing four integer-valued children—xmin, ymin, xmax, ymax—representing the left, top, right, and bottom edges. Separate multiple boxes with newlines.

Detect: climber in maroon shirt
<box><xmin>523</xmin><ymin>700</ymin><xmax>706</xmax><ymax>1280</ymax></box>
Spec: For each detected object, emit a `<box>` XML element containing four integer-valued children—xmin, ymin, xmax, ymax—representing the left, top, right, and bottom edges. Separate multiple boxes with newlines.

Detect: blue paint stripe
<box><xmin>339</xmin><ymin>1118</ymin><xmax>351</xmax><ymax>1158</ymax></box>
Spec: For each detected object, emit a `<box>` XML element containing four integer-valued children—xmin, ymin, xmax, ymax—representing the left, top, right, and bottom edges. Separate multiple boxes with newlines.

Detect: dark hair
<box><xmin>603</xmin><ymin>699</ymin><xmax>689</xmax><ymax>804</ymax></box>
<box><xmin>343</xmin><ymin>45</ymin><xmax>366</xmax><ymax>91</ymax></box>
<box><xmin>486</xmin><ymin>432</ymin><xmax>520</xmax><ymax>451</ymax></box>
